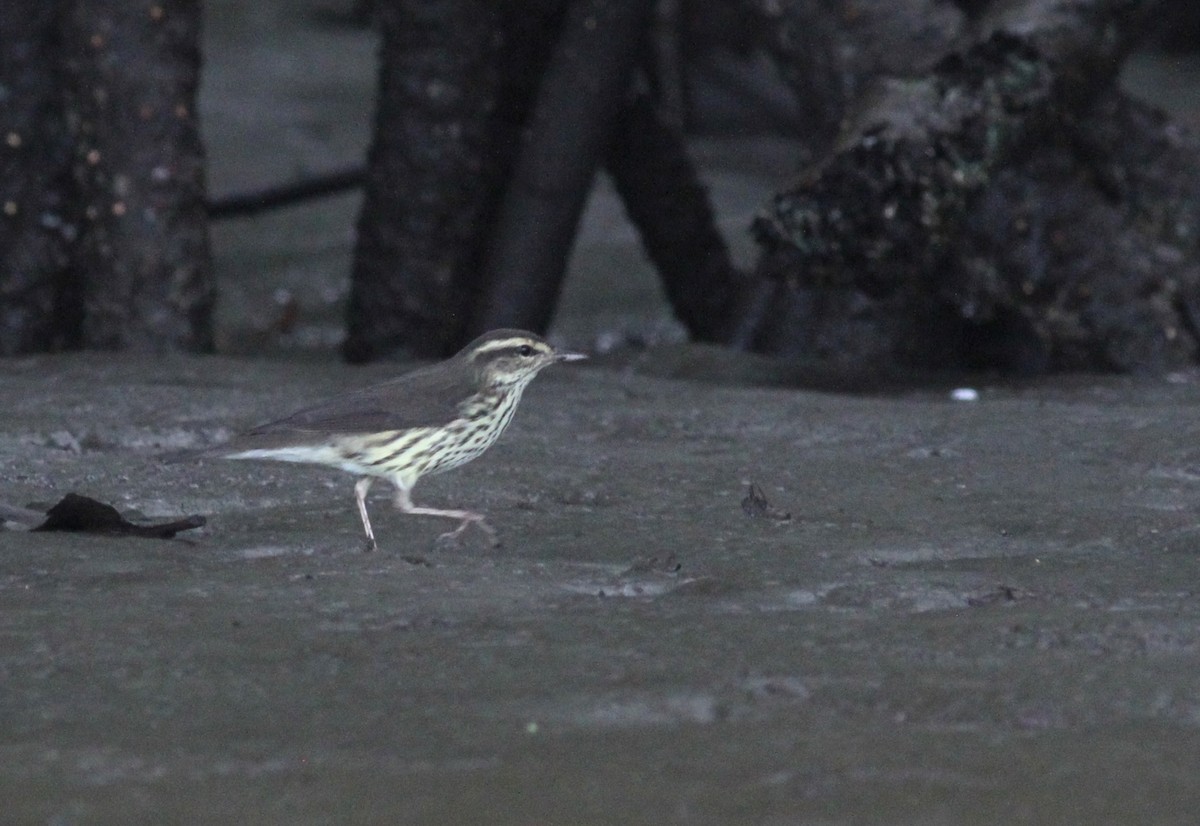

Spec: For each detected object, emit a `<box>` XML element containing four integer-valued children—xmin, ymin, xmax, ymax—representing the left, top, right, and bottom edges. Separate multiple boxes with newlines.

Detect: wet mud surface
<box><xmin>7</xmin><ymin>2</ymin><xmax>1200</xmax><ymax>822</ymax></box>
<box><xmin>4</xmin><ymin>355</ymin><xmax>1200</xmax><ymax>823</ymax></box>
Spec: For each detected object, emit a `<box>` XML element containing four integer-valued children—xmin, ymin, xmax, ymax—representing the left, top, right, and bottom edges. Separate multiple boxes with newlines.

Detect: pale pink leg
<box><xmin>393</xmin><ymin>486</ymin><xmax>498</xmax><ymax>547</ymax></box>
<box><xmin>354</xmin><ymin>477</ymin><xmax>377</xmax><ymax>551</ymax></box>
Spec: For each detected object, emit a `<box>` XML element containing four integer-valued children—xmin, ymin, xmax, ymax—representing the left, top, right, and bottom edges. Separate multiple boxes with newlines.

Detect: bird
<box><xmin>198</xmin><ymin>329</ymin><xmax>586</xmax><ymax>550</ymax></box>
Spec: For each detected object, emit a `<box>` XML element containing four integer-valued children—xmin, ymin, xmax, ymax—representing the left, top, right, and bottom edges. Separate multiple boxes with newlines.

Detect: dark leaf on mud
<box><xmin>28</xmin><ymin>493</ymin><xmax>205</xmax><ymax>539</ymax></box>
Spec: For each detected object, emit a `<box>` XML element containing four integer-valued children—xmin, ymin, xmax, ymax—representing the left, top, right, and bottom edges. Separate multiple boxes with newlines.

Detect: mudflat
<box><xmin>3</xmin><ymin>353</ymin><xmax>1200</xmax><ymax>823</ymax></box>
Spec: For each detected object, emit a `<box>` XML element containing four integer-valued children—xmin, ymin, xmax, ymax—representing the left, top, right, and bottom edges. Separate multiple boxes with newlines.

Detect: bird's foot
<box><xmin>436</xmin><ymin>514</ymin><xmax>499</xmax><ymax>549</ymax></box>
<box><xmin>362</xmin><ymin>536</ymin><xmax>377</xmax><ymax>552</ymax></box>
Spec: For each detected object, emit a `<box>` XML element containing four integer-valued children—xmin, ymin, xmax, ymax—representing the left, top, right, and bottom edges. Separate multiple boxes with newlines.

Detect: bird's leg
<box><xmin>354</xmin><ymin>477</ymin><xmax>377</xmax><ymax>551</ymax></box>
<box><xmin>392</xmin><ymin>486</ymin><xmax>498</xmax><ymax>547</ymax></box>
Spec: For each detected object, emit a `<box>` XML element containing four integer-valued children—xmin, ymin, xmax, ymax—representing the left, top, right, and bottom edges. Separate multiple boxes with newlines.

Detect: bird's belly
<box><xmin>331</xmin><ymin>419</ymin><xmax>507</xmax><ymax>487</ymax></box>
<box><xmin>423</xmin><ymin>418</ymin><xmax>504</xmax><ymax>476</ymax></box>
<box><xmin>226</xmin><ymin>409</ymin><xmax>515</xmax><ymax>488</ymax></box>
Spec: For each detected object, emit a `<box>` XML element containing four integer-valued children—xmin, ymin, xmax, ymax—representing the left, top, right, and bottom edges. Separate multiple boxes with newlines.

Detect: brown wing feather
<box><xmin>219</xmin><ymin>358</ymin><xmax>478</xmax><ymax>451</ymax></box>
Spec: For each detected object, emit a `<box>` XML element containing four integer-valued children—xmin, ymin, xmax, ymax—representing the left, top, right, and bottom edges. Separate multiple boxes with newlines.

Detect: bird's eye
<box><xmin>518</xmin><ymin>345</ymin><xmax>534</xmax><ymax>357</ymax></box>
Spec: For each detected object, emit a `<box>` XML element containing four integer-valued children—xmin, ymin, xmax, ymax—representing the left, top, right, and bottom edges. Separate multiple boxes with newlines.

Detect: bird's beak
<box><xmin>555</xmin><ymin>349</ymin><xmax>588</xmax><ymax>362</ymax></box>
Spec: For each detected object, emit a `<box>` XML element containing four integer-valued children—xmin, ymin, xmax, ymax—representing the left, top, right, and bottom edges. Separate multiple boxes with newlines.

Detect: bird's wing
<box><xmin>224</xmin><ymin>361</ymin><xmax>476</xmax><ymax>449</ymax></box>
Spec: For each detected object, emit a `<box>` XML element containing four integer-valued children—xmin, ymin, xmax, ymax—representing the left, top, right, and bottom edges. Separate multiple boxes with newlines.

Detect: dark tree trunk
<box><xmin>467</xmin><ymin>0</ymin><xmax>655</xmax><ymax>337</ymax></box>
<box><xmin>60</xmin><ymin>0</ymin><xmax>214</xmax><ymax>352</ymax></box>
<box><xmin>0</xmin><ymin>0</ymin><xmax>80</xmax><ymax>354</ymax></box>
<box><xmin>345</xmin><ymin>0</ymin><xmax>749</xmax><ymax>358</ymax></box>
<box><xmin>605</xmin><ymin>93</ymin><xmax>743</xmax><ymax>342</ymax></box>
<box><xmin>344</xmin><ymin>0</ymin><xmax>508</xmax><ymax>362</ymax></box>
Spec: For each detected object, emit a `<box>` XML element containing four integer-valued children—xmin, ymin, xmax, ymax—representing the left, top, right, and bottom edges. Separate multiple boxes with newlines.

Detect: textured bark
<box><xmin>60</xmin><ymin>0</ymin><xmax>214</xmax><ymax>352</ymax></box>
<box><xmin>467</xmin><ymin>0</ymin><xmax>655</xmax><ymax>337</ymax></box>
<box><xmin>747</xmin><ymin>0</ymin><xmax>1193</xmax><ymax>372</ymax></box>
<box><xmin>0</xmin><ymin>0</ymin><xmax>80</xmax><ymax>353</ymax></box>
<box><xmin>344</xmin><ymin>0</ymin><xmax>506</xmax><ymax>362</ymax></box>
<box><xmin>605</xmin><ymin>94</ymin><xmax>743</xmax><ymax>342</ymax></box>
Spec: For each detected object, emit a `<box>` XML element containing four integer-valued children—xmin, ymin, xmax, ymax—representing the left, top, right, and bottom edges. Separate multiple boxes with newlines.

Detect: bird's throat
<box><xmin>460</xmin><ymin>384</ymin><xmax>523</xmax><ymax>422</ymax></box>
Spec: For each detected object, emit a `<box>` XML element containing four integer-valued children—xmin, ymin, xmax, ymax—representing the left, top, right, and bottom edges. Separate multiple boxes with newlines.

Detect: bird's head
<box><xmin>459</xmin><ymin>329</ymin><xmax>586</xmax><ymax>389</ymax></box>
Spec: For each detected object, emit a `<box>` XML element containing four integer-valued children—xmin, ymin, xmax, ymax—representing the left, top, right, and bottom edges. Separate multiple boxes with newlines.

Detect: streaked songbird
<box><xmin>201</xmin><ymin>329</ymin><xmax>586</xmax><ymax>550</ymax></box>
